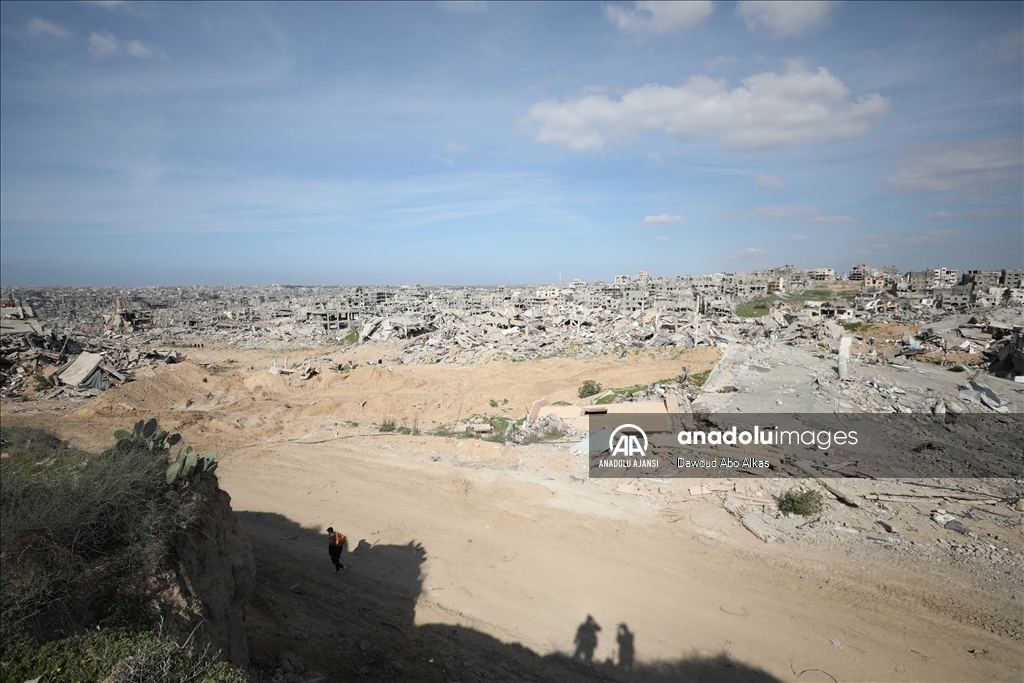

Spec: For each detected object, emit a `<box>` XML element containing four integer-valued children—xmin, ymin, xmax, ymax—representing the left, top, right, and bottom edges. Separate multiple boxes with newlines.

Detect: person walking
<box><xmin>327</xmin><ymin>527</ymin><xmax>347</xmax><ymax>572</ymax></box>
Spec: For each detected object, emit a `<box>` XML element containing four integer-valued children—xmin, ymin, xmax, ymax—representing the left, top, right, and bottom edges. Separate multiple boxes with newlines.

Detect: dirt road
<box><xmin>219</xmin><ymin>433</ymin><xmax>1021</xmax><ymax>682</ymax></box>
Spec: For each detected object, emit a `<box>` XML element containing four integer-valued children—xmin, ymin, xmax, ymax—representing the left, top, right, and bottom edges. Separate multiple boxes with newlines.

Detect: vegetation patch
<box><xmin>842</xmin><ymin>322</ymin><xmax>874</xmax><ymax>332</ymax></box>
<box><xmin>0</xmin><ymin>425</ymin><xmax>242</xmax><ymax>682</ymax></box>
<box><xmin>379</xmin><ymin>418</ymin><xmax>397</xmax><ymax>433</ymax></box>
<box><xmin>395</xmin><ymin>417</ymin><xmax>421</xmax><ymax>436</ymax></box>
<box><xmin>327</xmin><ymin>329</ymin><xmax>359</xmax><ymax>347</ymax></box>
<box><xmin>1</xmin><ymin>426</ymin><xmax>176</xmax><ymax>641</ymax></box>
<box><xmin>521</xmin><ymin>424</ymin><xmax>566</xmax><ymax>444</ymax></box>
<box><xmin>485</xmin><ymin>416</ymin><xmax>511</xmax><ymax>442</ymax></box>
<box><xmin>777</xmin><ymin>489</ymin><xmax>824</xmax><ymax>516</ymax></box>
<box><xmin>1</xmin><ymin>631</ymin><xmax>246</xmax><ymax>683</ymax></box>
<box><xmin>593</xmin><ymin>382</ymin><xmax>654</xmax><ymax>405</ymax></box>
<box><xmin>688</xmin><ymin>370</ymin><xmax>712</xmax><ymax>388</ymax></box>
<box><xmin>577</xmin><ymin>380</ymin><xmax>602</xmax><ymax>399</ymax></box>
<box><xmin>735</xmin><ymin>299</ymin><xmax>771</xmax><ymax>318</ymax></box>
<box><xmin>31</xmin><ymin>373</ymin><xmax>50</xmax><ymax>392</ymax></box>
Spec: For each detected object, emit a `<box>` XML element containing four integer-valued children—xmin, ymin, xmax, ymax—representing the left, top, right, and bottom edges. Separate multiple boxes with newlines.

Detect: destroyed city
<box><xmin>1</xmin><ymin>2</ymin><xmax>1022</xmax><ymax>683</ymax></box>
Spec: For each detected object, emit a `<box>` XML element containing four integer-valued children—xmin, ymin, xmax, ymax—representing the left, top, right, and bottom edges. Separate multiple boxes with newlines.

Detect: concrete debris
<box><xmin>958</xmin><ymin>381</ymin><xmax>1010</xmax><ymax>413</ymax></box>
<box><xmin>740</xmin><ymin>514</ymin><xmax>781</xmax><ymax>543</ymax></box>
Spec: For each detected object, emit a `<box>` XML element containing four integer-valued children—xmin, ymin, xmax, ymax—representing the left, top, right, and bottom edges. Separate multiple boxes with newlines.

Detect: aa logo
<box><xmin>608</xmin><ymin>424</ymin><xmax>648</xmax><ymax>458</ymax></box>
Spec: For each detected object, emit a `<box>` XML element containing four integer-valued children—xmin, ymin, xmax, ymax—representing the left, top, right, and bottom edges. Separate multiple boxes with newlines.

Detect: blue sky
<box><xmin>1</xmin><ymin>1</ymin><xmax>1021</xmax><ymax>286</ymax></box>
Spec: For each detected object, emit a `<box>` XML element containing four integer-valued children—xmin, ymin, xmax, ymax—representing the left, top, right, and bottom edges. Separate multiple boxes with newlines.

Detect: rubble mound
<box><xmin>73</xmin><ymin>363</ymin><xmax>242</xmax><ymax>418</ymax></box>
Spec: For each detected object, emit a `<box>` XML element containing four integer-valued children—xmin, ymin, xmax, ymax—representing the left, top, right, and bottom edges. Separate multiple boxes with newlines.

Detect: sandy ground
<box><xmin>3</xmin><ymin>345</ymin><xmax>1022</xmax><ymax>682</ymax></box>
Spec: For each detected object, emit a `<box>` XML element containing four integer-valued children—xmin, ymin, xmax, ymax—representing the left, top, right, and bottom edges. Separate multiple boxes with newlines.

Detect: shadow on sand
<box><xmin>237</xmin><ymin>511</ymin><xmax>782</xmax><ymax>682</ymax></box>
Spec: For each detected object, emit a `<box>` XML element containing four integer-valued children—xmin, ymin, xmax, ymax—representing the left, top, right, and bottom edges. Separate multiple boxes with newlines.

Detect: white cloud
<box><xmin>26</xmin><ymin>17</ymin><xmax>72</xmax><ymax>39</ymax></box>
<box><xmin>642</xmin><ymin>214</ymin><xmax>684</xmax><ymax>224</ymax></box>
<box><xmin>755</xmin><ymin>174</ymin><xmax>785</xmax><ymax>189</ymax></box>
<box><xmin>655</xmin><ymin>235</ymin><xmax>670</xmax><ymax>241</ymax></box>
<box><xmin>606</xmin><ymin>1</ymin><xmax>714</xmax><ymax>37</ymax></box>
<box><xmin>125</xmin><ymin>39</ymin><xmax>157</xmax><ymax>58</ymax></box>
<box><xmin>438</xmin><ymin>1</ymin><xmax>487</xmax><ymax>12</ymax></box>
<box><xmin>792</xmin><ymin>234</ymin><xmax>810</xmax><ymax>241</ymax></box>
<box><xmin>83</xmin><ymin>1</ymin><xmax>130</xmax><ymax>8</ymax></box>
<box><xmin>903</xmin><ymin>229</ymin><xmax>961</xmax><ymax>246</ymax></box>
<box><xmin>446</xmin><ymin>141</ymin><xmax>468</xmax><ymax>154</ymax></box>
<box><xmin>704</xmin><ymin>55</ymin><xmax>738</xmax><ymax>71</ymax></box>
<box><xmin>969</xmin><ymin>207</ymin><xmax>1023</xmax><ymax>219</ymax></box>
<box><xmin>885</xmin><ymin>139</ymin><xmax>1023</xmax><ymax>198</ymax></box>
<box><xmin>978</xmin><ymin>29</ymin><xmax>1024</xmax><ymax>64</ymax></box>
<box><xmin>88</xmin><ymin>31</ymin><xmax>163</xmax><ymax>59</ymax></box>
<box><xmin>730</xmin><ymin>247</ymin><xmax>766</xmax><ymax>259</ymax></box>
<box><xmin>925</xmin><ymin>206</ymin><xmax>1019</xmax><ymax>220</ymax></box>
<box><xmin>735</xmin><ymin>1</ymin><xmax>839</xmax><ymax>39</ymax></box>
<box><xmin>522</xmin><ymin>61</ymin><xmax>889</xmax><ymax>153</ymax></box>
<box><xmin>88</xmin><ymin>31</ymin><xmax>121</xmax><ymax>59</ymax></box>
<box><xmin>809</xmin><ymin>215</ymin><xmax>855</xmax><ymax>225</ymax></box>
<box><xmin>754</xmin><ymin>206</ymin><xmax>820</xmax><ymax>218</ymax></box>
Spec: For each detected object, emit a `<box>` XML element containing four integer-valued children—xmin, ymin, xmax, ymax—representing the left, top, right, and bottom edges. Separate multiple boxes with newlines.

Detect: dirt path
<box><xmin>218</xmin><ymin>436</ymin><xmax>1021</xmax><ymax>682</ymax></box>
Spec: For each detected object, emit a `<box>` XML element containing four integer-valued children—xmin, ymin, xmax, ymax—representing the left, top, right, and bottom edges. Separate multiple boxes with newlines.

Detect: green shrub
<box><xmin>522</xmin><ymin>425</ymin><xmax>566</xmax><ymax>444</ymax></box>
<box><xmin>0</xmin><ymin>631</ymin><xmax>247</xmax><ymax>683</ymax></box>
<box><xmin>777</xmin><ymin>489</ymin><xmax>824</xmax><ymax>516</ymax></box>
<box><xmin>379</xmin><ymin>419</ymin><xmax>396</xmax><ymax>433</ymax></box>
<box><xmin>485</xmin><ymin>417</ymin><xmax>511</xmax><ymax>443</ymax></box>
<box><xmin>0</xmin><ymin>427</ymin><xmax>173</xmax><ymax>640</ymax></box>
<box><xmin>578</xmin><ymin>380</ymin><xmax>602</xmax><ymax>399</ymax></box>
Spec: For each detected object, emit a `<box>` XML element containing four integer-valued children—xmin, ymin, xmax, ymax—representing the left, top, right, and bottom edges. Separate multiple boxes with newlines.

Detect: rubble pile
<box><xmin>1</xmin><ymin>322</ymin><xmax>188</xmax><ymax>400</ymax></box>
<box><xmin>1</xmin><ymin>270</ymin><xmax>1021</xmax><ymax>400</ymax></box>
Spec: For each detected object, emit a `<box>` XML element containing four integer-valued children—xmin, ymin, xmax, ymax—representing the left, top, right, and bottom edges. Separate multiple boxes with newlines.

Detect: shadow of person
<box><xmin>572</xmin><ymin>614</ymin><xmax>601</xmax><ymax>663</ymax></box>
<box><xmin>234</xmin><ymin>510</ymin><xmax>786</xmax><ymax>681</ymax></box>
<box><xmin>617</xmin><ymin>623</ymin><xmax>635</xmax><ymax>673</ymax></box>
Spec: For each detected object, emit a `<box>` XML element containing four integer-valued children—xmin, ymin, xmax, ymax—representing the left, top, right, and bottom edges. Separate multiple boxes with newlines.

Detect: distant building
<box><xmin>932</xmin><ymin>267</ymin><xmax>958</xmax><ymax>289</ymax></box>
<box><xmin>614</xmin><ymin>275</ymin><xmax>631</xmax><ymax>284</ymax></box>
<box><xmin>635</xmin><ymin>271</ymin><xmax>652</xmax><ymax>283</ymax></box>
<box><xmin>962</xmin><ymin>270</ymin><xmax>1002</xmax><ymax>289</ymax></box>
<box><xmin>863</xmin><ymin>275</ymin><xmax>887</xmax><ymax>292</ymax></box>
<box><xmin>810</xmin><ymin>267</ymin><xmax>835</xmax><ymax>281</ymax></box>
<box><xmin>934</xmin><ymin>285</ymin><xmax>972</xmax><ymax>309</ymax></box>
<box><xmin>906</xmin><ymin>270</ymin><xmax>933</xmax><ymax>293</ymax></box>
<box><xmin>849</xmin><ymin>264</ymin><xmax>869</xmax><ymax>281</ymax></box>
<box><xmin>1003</xmin><ymin>269</ymin><xmax>1024</xmax><ymax>289</ymax></box>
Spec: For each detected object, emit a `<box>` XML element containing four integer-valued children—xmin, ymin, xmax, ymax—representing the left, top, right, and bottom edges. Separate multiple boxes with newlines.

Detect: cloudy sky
<box><xmin>1</xmin><ymin>1</ymin><xmax>1021</xmax><ymax>286</ymax></box>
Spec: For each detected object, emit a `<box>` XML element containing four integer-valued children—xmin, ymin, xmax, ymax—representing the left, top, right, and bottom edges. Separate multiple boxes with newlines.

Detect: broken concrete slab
<box><xmin>838</xmin><ymin>335</ymin><xmax>853</xmax><ymax>380</ymax></box>
<box><xmin>741</xmin><ymin>513</ymin><xmax>781</xmax><ymax>542</ymax></box>
<box><xmin>59</xmin><ymin>352</ymin><xmax>104</xmax><ymax>387</ymax></box>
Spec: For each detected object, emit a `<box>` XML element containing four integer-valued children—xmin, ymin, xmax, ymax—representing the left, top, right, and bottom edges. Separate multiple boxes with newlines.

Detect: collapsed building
<box><xmin>2</xmin><ymin>264</ymin><xmax>1022</xmax><ymax>398</ymax></box>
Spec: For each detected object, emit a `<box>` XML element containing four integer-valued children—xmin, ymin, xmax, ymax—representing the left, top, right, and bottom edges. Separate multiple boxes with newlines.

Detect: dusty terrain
<box><xmin>3</xmin><ymin>344</ymin><xmax>1022</xmax><ymax>682</ymax></box>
